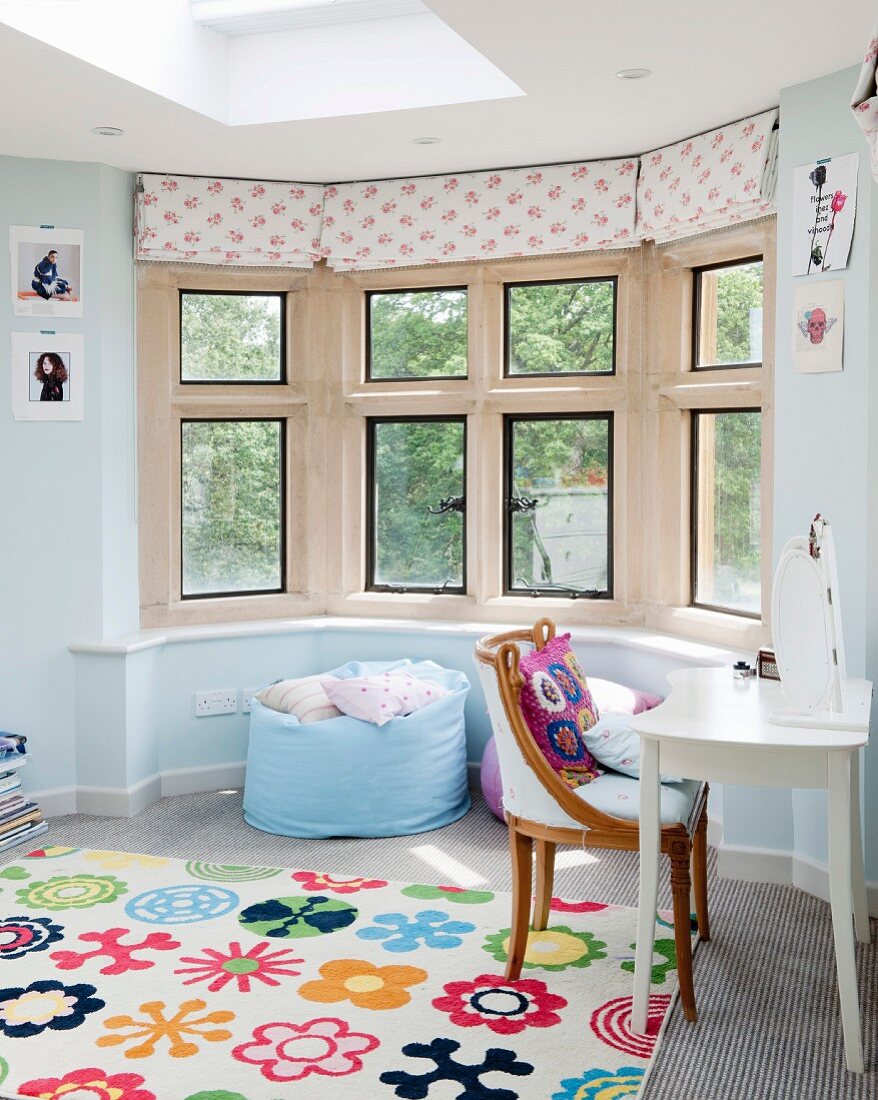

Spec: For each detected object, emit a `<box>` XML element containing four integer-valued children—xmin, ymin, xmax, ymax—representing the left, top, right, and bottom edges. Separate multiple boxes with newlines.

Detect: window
<box><xmin>691</xmin><ymin>410</ymin><xmax>762</xmax><ymax>616</ymax></box>
<box><xmin>367</xmin><ymin>417</ymin><xmax>466</xmax><ymax>592</ymax></box>
<box><xmin>504</xmin><ymin>414</ymin><xmax>612</xmax><ymax>597</ymax></box>
<box><xmin>366</xmin><ymin>287</ymin><xmax>468</xmax><ymax>380</ymax></box>
<box><xmin>180</xmin><ymin>291</ymin><xmax>285</xmax><ymax>382</ymax></box>
<box><xmin>693</xmin><ymin>258</ymin><xmax>763</xmax><ymax>369</ymax></box>
<box><xmin>181</xmin><ymin>419</ymin><xmax>285</xmax><ymax>598</ymax></box>
<box><xmin>505</xmin><ymin>277</ymin><xmax>616</xmax><ymax>376</ymax></box>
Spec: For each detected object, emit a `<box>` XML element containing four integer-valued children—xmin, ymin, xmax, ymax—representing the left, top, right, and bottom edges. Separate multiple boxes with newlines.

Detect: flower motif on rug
<box><xmin>552</xmin><ymin>1064</ymin><xmax>645</xmax><ymax>1100</ymax></box>
<box><xmin>291</xmin><ymin>870</ymin><xmax>388</xmax><ymax>894</ymax></box>
<box><xmin>84</xmin><ymin>852</ymin><xmax>169</xmax><ymax>871</ymax></box>
<box><xmin>433</xmin><ymin>973</ymin><xmax>567</xmax><ymax>1035</ymax></box>
<box><xmin>356</xmin><ymin>909</ymin><xmax>476</xmax><ymax>953</ymax></box>
<box><xmin>175</xmin><ymin>940</ymin><xmax>303</xmax><ymax>992</ymax></box>
<box><xmin>17</xmin><ymin>1066</ymin><xmax>155</xmax><ymax>1100</ymax></box>
<box><xmin>483</xmin><ymin>926</ymin><xmax>607</xmax><ymax>971</ymax></box>
<box><xmin>50</xmin><ymin>927</ymin><xmax>181</xmax><ymax>975</ymax></box>
<box><xmin>232</xmin><ymin>1017</ymin><xmax>379</xmax><ymax>1082</ymax></box>
<box><xmin>590</xmin><ymin>994</ymin><xmax>672</xmax><ymax>1059</ymax></box>
<box><xmin>298</xmin><ymin>958</ymin><xmax>427</xmax><ymax>1010</ymax></box>
<box><xmin>183</xmin><ymin>1092</ymin><xmax>250</xmax><ymax>1100</ymax></box>
<box><xmin>186</xmin><ymin>863</ymin><xmax>282</xmax><ymax>884</ymax></box>
<box><xmin>401</xmin><ymin>884</ymin><xmax>495</xmax><ymax>905</ymax></box>
<box><xmin>0</xmin><ymin>978</ymin><xmax>104</xmax><ymax>1038</ymax></box>
<box><xmin>0</xmin><ymin>1054</ymin><xmax>7</xmax><ymax>1086</ymax></box>
<box><xmin>24</xmin><ymin>847</ymin><xmax>80</xmax><ymax>859</ymax></box>
<box><xmin>238</xmin><ymin>895</ymin><xmax>358</xmax><ymax>939</ymax></box>
<box><xmin>619</xmin><ymin>938</ymin><xmax>677</xmax><ymax>985</ymax></box>
<box><xmin>548</xmin><ymin>899</ymin><xmax>624</xmax><ymax>915</ymax></box>
<box><xmin>0</xmin><ymin>915</ymin><xmax>64</xmax><ymax>959</ymax></box>
<box><xmin>16</xmin><ymin>874</ymin><xmax>128</xmax><ymax>911</ymax></box>
<box><xmin>125</xmin><ymin>885</ymin><xmax>239</xmax><ymax>926</ymax></box>
<box><xmin>97</xmin><ymin>997</ymin><xmax>235</xmax><ymax>1059</ymax></box>
<box><xmin>380</xmin><ymin>1036</ymin><xmax>534</xmax><ymax>1098</ymax></box>
<box><xmin>0</xmin><ymin>865</ymin><xmax>29</xmax><ymax>880</ymax></box>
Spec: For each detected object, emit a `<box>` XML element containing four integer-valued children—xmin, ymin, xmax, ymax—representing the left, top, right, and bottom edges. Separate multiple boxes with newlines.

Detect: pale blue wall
<box><xmin>0</xmin><ymin>156</ymin><xmax>137</xmax><ymax>795</ymax></box>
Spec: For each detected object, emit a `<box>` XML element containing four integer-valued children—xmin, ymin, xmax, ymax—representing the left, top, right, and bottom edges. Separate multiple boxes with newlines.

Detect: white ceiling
<box><xmin>0</xmin><ymin>0</ymin><xmax>872</xmax><ymax>183</ymax></box>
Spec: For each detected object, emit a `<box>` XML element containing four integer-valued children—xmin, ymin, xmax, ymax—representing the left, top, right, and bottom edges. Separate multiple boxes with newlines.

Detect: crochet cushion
<box><xmin>518</xmin><ymin>632</ymin><xmax>601</xmax><ymax>789</ymax></box>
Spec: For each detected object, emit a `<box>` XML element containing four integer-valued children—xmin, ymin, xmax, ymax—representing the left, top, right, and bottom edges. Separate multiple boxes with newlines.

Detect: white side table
<box><xmin>629</xmin><ymin>667</ymin><xmax>872</xmax><ymax>1072</ymax></box>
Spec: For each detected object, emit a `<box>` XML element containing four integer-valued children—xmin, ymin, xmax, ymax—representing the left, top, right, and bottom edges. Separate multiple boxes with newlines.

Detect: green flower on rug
<box><xmin>184</xmin><ymin>1091</ymin><xmax>255</xmax><ymax>1099</ymax></box>
<box><xmin>0</xmin><ymin>865</ymin><xmax>29</xmax><ymax>880</ymax></box>
<box><xmin>620</xmin><ymin>937</ymin><xmax>677</xmax><ymax>985</ymax></box>
<box><xmin>186</xmin><ymin>862</ymin><xmax>282</xmax><ymax>883</ymax></box>
<box><xmin>238</xmin><ymin>895</ymin><xmax>358</xmax><ymax>939</ymax></box>
<box><xmin>401</xmin><ymin>884</ymin><xmax>495</xmax><ymax>905</ymax></box>
<box><xmin>483</xmin><ymin>926</ymin><xmax>607</xmax><ymax>971</ymax></box>
<box><xmin>0</xmin><ymin>1054</ymin><xmax>7</xmax><ymax>1085</ymax></box>
<box><xmin>16</xmin><ymin>874</ymin><xmax>128</xmax><ymax>911</ymax></box>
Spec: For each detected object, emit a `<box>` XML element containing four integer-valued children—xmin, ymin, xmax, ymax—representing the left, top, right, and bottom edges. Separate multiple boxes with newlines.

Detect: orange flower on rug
<box><xmin>298</xmin><ymin>958</ymin><xmax>428</xmax><ymax>1010</ymax></box>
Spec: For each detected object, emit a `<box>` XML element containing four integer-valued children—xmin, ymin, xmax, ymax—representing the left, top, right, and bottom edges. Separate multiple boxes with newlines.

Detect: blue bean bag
<box><xmin>243</xmin><ymin>659</ymin><xmax>471</xmax><ymax>838</ymax></box>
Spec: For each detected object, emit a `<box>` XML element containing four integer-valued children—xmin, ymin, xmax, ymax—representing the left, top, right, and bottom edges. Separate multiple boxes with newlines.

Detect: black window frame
<box><xmin>179</xmin><ymin>289</ymin><xmax>288</xmax><ymax>385</ymax></box>
<box><xmin>692</xmin><ymin>256</ymin><xmax>764</xmax><ymax>372</ymax></box>
<box><xmin>365</xmin><ymin>286</ymin><xmax>469</xmax><ymax>383</ymax></box>
<box><xmin>366</xmin><ymin>414</ymin><xmax>468</xmax><ymax>594</ymax></box>
<box><xmin>180</xmin><ymin>416</ymin><xmax>287</xmax><ymax>601</ymax></box>
<box><xmin>503</xmin><ymin>412</ymin><xmax>614</xmax><ymax>599</ymax></box>
<box><xmin>503</xmin><ymin>275</ymin><xmax>618</xmax><ymax>379</ymax></box>
<box><xmin>690</xmin><ymin>407</ymin><xmax>762</xmax><ymax>619</ymax></box>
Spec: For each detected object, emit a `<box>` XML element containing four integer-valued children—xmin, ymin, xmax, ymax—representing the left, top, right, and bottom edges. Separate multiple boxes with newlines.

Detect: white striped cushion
<box><xmin>255</xmin><ymin>676</ymin><xmax>342</xmax><ymax>723</ymax></box>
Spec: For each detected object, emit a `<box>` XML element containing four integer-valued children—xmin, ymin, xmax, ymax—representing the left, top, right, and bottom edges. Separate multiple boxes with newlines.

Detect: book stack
<box><xmin>0</xmin><ymin>736</ymin><xmax>47</xmax><ymax>854</ymax></box>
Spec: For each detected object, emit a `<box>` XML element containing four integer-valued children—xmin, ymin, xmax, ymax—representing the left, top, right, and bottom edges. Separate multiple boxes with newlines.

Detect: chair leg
<box><xmin>532</xmin><ymin>839</ymin><xmax>556</xmax><ymax>931</ymax></box>
<box><xmin>506</xmin><ymin>824</ymin><xmax>534</xmax><ymax>981</ymax></box>
<box><xmin>669</xmin><ymin>842</ymin><xmax>697</xmax><ymax>1022</ymax></box>
<box><xmin>692</xmin><ymin>809</ymin><xmax>711</xmax><ymax>942</ymax></box>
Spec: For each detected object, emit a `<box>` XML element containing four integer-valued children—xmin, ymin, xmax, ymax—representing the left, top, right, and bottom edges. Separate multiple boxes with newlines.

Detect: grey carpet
<box><xmin>1</xmin><ymin>789</ymin><xmax>875</xmax><ymax>1099</ymax></box>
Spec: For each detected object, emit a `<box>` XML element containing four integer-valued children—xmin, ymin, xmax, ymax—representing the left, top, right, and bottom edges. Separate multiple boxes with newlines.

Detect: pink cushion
<box><xmin>322</xmin><ymin>671</ymin><xmax>447</xmax><ymax>727</ymax></box>
<box><xmin>518</xmin><ymin>633</ymin><xmax>601</xmax><ymax>789</ymax></box>
<box><xmin>588</xmin><ymin>677</ymin><xmax>663</xmax><ymax>716</ymax></box>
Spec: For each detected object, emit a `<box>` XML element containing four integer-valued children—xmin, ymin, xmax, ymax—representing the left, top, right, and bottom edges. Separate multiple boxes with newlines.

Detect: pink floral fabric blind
<box><xmin>851</xmin><ymin>25</ymin><xmax>878</xmax><ymax>181</ymax></box>
<box><xmin>135</xmin><ymin>174</ymin><xmax>325</xmax><ymax>266</ymax></box>
<box><xmin>636</xmin><ymin>109</ymin><xmax>779</xmax><ymax>243</ymax></box>
<box><xmin>320</xmin><ymin>159</ymin><xmax>639</xmax><ymax>270</ymax></box>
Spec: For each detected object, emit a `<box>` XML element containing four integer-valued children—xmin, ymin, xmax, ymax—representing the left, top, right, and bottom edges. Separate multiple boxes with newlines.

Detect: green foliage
<box><xmin>370</xmin><ymin>289</ymin><xmax>467</xmax><ymax>379</ymax></box>
<box><xmin>181</xmin><ymin>293</ymin><xmax>282</xmax><ymax>381</ymax></box>
<box><xmin>701</xmin><ymin>262</ymin><xmax>763</xmax><ymax>366</ymax></box>
<box><xmin>508</xmin><ymin>280</ymin><xmax>614</xmax><ymax>374</ymax></box>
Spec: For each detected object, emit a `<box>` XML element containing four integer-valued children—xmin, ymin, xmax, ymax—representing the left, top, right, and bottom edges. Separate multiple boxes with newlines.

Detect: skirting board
<box><xmin>718</xmin><ymin>842</ymin><xmax>878</xmax><ymax>918</ymax></box>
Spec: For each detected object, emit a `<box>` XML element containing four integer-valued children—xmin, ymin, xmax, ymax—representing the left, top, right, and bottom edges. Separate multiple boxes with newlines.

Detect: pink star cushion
<box><xmin>322</xmin><ymin>671</ymin><xmax>448</xmax><ymax>727</ymax></box>
<box><xmin>518</xmin><ymin>633</ymin><xmax>602</xmax><ymax>789</ymax></box>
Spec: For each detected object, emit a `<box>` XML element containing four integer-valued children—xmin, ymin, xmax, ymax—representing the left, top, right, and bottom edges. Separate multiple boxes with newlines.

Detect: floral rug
<box><xmin>0</xmin><ymin>847</ymin><xmax>683</xmax><ymax>1100</ymax></box>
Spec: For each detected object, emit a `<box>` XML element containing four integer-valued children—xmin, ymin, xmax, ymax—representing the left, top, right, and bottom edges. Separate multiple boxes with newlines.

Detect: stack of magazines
<box><xmin>0</xmin><ymin>735</ymin><xmax>47</xmax><ymax>853</ymax></box>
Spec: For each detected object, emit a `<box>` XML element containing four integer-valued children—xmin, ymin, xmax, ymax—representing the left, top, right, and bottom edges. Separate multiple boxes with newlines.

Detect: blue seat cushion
<box><xmin>574</xmin><ymin>772</ymin><xmax>702</xmax><ymax>826</ymax></box>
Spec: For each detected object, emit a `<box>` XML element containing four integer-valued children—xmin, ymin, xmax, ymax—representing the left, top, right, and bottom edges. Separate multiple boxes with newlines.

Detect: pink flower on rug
<box><xmin>18</xmin><ymin>1067</ymin><xmax>155</xmax><ymax>1100</ymax></box>
<box><xmin>291</xmin><ymin>871</ymin><xmax>387</xmax><ymax>894</ymax></box>
<box><xmin>433</xmin><ymin>974</ymin><xmax>566</xmax><ymax>1035</ymax></box>
<box><xmin>233</xmin><ymin>1017</ymin><xmax>378</xmax><ymax>1082</ymax></box>
<box><xmin>174</xmin><ymin>940</ymin><xmax>303</xmax><ymax>993</ymax></box>
<box><xmin>590</xmin><ymin>993</ymin><xmax>672</xmax><ymax>1058</ymax></box>
<box><xmin>548</xmin><ymin>898</ymin><xmax>614</xmax><ymax>914</ymax></box>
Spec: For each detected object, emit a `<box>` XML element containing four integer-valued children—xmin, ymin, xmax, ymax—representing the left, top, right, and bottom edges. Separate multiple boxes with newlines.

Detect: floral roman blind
<box><xmin>320</xmin><ymin>159</ymin><xmax>639</xmax><ymax>270</ymax></box>
<box><xmin>851</xmin><ymin>24</ymin><xmax>878</xmax><ymax>181</ymax></box>
<box><xmin>135</xmin><ymin>174</ymin><xmax>325</xmax><ymax>266</ymax></box>
<box><xmin>636</xmin><ymin>109</ymin><xmax>779</xmax><ymax>243</ymax></box>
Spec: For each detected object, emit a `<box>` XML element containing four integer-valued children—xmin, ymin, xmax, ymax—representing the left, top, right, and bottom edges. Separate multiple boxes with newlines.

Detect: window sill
<box><xmin>645</xmin><ymin>604</ymin><xmax>768</xmax><ymax>653</ymax></box>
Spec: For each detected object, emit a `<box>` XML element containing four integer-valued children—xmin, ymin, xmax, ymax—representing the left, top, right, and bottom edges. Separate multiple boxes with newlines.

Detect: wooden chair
<box><xmin>474</xmin><ymin>618</ymin><xmax>710</xmax><ymax>1021</ymax></box>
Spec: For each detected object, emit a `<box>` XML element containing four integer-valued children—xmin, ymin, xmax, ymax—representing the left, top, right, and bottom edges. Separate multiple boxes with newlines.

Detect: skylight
<box><xmin>189</xmin><ymin>0</ymin><xmax>426</xmax><ymax>35</ymax></box>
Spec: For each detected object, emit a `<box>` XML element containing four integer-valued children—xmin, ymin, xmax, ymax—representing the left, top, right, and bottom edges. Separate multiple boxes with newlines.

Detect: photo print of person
<box><xmin>11</xmin><ymin>333</ymin><xmax>84</xmax><ymax>421</ymax></box>
<box><xmin>10</xmin><ymin>225</ymin><xmax>83</xmax><ymax>318</ymax></box>
<box><xmin>791</xmin><ymin>280</ymin><xmax>844</xmax><ymax>374</ymax></box>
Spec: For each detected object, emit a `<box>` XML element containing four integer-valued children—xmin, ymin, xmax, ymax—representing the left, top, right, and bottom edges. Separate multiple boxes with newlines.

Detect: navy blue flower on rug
<box><xmin>238</xmin><ymin>895</ymin><xmax>358</xmax><ymax>939</ymax></box>
<box><xmin>0</xmin><ymin>915</ymin><xmax>64</xmax><ymax>960</ymax></box>
<box><xmin>380</xmin><ymin>1036</ymin><xmax>533</xmax><ymax>1099</ymax></box>
<box><xmin>0</xmin><ymin>979</ymin><xmax>104</xmax><ymax>1037</ymax></box>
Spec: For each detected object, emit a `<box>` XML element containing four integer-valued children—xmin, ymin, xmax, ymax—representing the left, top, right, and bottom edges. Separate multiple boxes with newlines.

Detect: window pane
<box><xmin>370</xmin><ymin>419</ymin><xmax>465</xmax><ymax>589</ymax></box>
<box><xmin>182</xmin><ymin>420</ymin><xmax>283</xmax><ymax>596</ymax></box>
<box><xmin>181</xmin><ymin>293</ymin><xmax>283</xmax><ymax>381</ymax></box>
<box><xmin>507</xmin><ymin>417</ymin><xmax>611</xmax><ymax>595</ymax></box>
<box><xmin>696</xmin><ymin>261</ymin><xmax>763</xmax><ymax>368</ymax></box>
<box><xmin>506</xmin><ymin>279</ymin><xmax>615</xmax><ymax>375</ymax></box>
<box><xmin>368</xmin><ymin>289</ymin><xmax>467</xmax><ymax>379</ymax></box>
<box><xmin>693</xmin><ymin>411</ymin><xmax>761</xmax><ymax>614</ymax></box>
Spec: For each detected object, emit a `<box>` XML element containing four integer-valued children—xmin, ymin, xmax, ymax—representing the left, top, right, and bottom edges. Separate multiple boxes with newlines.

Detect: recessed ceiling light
<box><xmin>615</xmin><ymin>68</ymin><xmax>652</xmax><ymax>80</ymax></box>
<box><xmin>413</xmin><ymin>136</ymin><xmax>441</xmax><ymax>145</ymax></box>
<box><xmin>91</xmin><ymin>126</ymin><xmax>124</xmax><ymax>137</ymax></box>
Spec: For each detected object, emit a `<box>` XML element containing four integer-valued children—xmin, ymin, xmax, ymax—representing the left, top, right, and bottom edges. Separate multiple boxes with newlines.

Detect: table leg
<box><xmin>850</xmin><ymin>748</ymin><xmax>871</xmax><ymax>945</ymax></box>
<box><xmin>632</xmin><ymin>736</ymin><xmax>661</xmax><ymax>1034</ymax></box>
<box><xmin>828</xmin><ymin>751</ymin><xmax>863</xmax><ymax>1073</ymax></box>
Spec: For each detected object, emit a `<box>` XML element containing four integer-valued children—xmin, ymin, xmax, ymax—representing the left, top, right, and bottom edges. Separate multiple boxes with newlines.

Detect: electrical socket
<box><xmin>241</xmin><ymin>687</ymin><xmax>261</xmax><ymax>714</ymax></box>
<box><xmin>194</xmin><ymin>690</ymin><xmax>238</xmax><ymax>718</ymax></box>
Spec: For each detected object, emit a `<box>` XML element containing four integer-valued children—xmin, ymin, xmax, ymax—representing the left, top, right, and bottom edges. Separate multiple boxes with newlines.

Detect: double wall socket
<box><xmin>194</xmin><ymin>690</ymin><xmax>238</xmax><ymax>717</ymax></box>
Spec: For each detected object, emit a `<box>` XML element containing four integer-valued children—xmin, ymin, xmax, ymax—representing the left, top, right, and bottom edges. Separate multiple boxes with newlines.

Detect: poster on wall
<box><xmin>10</xmin><ymin>332</ymin><xmax>84</xmax><ymax>421</ymax></box>
<box><xmin>791</xmin><ymin>280</ymin><xmax>844</xmax><ymax>374</ymax></box>
<box><xmin>10</xmin><ymin>225</ymin><xmax>83</xmax><ymax>318</ymax></box>
<box><xmin>791</xmin><ymin>153</ymin><xmax>858</xmax><ymax>276</ymax></box>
